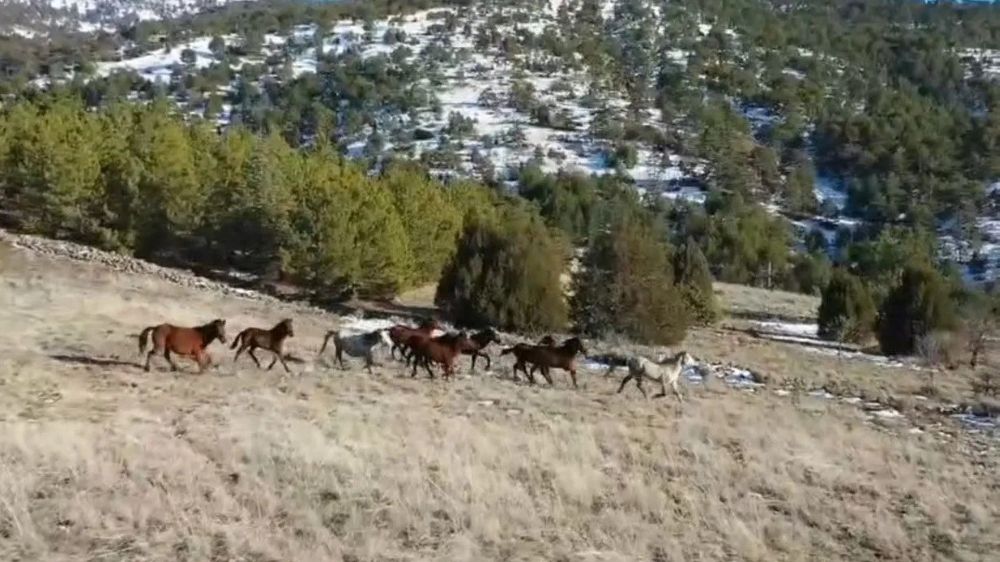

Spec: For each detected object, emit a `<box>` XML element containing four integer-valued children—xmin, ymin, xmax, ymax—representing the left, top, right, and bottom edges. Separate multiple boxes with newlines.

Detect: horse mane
<box><xmin>471</xmin><ymin>328</ymin><xmax>497</xmax><ymax>345</ymax></box>
<box><xmin>197</xmin><ymin>319</ymin><xmax>226</xmax><ymax>341</ymax></box>
<box><xmin>559</xmin><ymin>337</ymin><xmax>585</xmax><ymax>354</ymax></box>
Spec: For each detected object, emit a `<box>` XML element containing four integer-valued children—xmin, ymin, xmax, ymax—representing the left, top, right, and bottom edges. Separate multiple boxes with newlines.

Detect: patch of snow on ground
<box><xmin>96</xmin><ymin>36</ymin><xmax>220</xmax><ymax>82</ymax></box>
<box><xmin>751</xmin><ymin>321</ymin><xmax>818</xmax><ymax>338</ymax></box>
<box><xmin>815</xmin><ymin>174</ymin><xmax>847</xmax><ymax>212</ymax></box>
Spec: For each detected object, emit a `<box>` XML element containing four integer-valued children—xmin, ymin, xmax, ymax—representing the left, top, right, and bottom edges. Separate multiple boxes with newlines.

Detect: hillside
<box><xmin>1</xmin><ymin>231</ymin><xmax>998</xmax><ymax>560</ymax></box>
<box><xmin>6</xmin><ymin>0</ymin><xmax>998</xmax><ymax>285</ymax></box>
<box><xmin>0</xmin><ymin>0</ymin><xmax>259</xmax><ymax>34</ymax></box>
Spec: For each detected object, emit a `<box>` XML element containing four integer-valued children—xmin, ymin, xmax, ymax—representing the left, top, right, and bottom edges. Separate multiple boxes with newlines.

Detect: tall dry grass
<box><xmin>0</xmin><ymin>243</ymin><xmax>997</xmax><ymax>561</ymax></box>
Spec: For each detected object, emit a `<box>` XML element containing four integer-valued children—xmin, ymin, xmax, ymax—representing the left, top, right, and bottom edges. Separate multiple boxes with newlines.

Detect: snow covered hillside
<box><xmin>15</xmin><ymin>0</ymin><xmax>1000</xmax><ymax>285</ymax></box>
<box><xmin>87</xmin><ymin>2</ymin><xmax>723</xmax><ymax>202</ymax></box>
<box><xmin>0</xmin><ymin>0</ymin><xmax>258</xmax><ymax>34</ymax></box>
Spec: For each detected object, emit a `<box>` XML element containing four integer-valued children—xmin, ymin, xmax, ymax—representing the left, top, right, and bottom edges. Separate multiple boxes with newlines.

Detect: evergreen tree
<box><xmin>877</xmin><ymin>264</ymin><xmax>958</xmax><ymax>355</ymax></box>
<box><xmin>436</xmin><ymin>205</ymin><xmax>568</xmax><ymax>332</ymax></box>
<box><xmin>817</xmin><ymin>268</ymin><xmax>876</xmax><ymax>344</ymax></box>
<box><xmin>674</xmin><ymin>238</ymin><xmax>720</xmax><ymax>324</ymax></box>
<box><xmin>380</xmin><ymin>162</ymin><xmax>462</xmax><ymax>285</ymax></box>
<box><xmin>572</xmin><ymin>201</ymin><xmax>689</xmax><ymax>344</ymax></box>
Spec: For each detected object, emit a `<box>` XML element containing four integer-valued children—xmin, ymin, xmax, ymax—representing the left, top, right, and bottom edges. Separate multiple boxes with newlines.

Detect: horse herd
<box><xmin>136</xmin><ymin>316</ymin><xmax>697</xmax><ymax>400</ymax></box>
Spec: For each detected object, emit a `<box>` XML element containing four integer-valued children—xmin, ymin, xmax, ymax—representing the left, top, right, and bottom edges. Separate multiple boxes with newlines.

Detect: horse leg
<box><xmin>616</xmin><ymin>373</ymin><xmax>633</xmax><ymax>394</ymax></box>
<box><xmin>423</xmin><ymin>357</ymin><xmax>435</xmax><ymax>379</ymax></box>
<box><xmin>144</xmin><ymin>348</ymin><xmax>157</xmax><ymax>372</ymax></box>
<box><xmin>269</xmin><ymin>349</ymin><xmax>290</xmax><ymax>373</ymax></box>
<box><xmin>671</xmin><ymin>377</ymin><xmax>683</xmax><ymax>403</ymax></box>
<box><xmin>165</xmin><ymin>349</ymin><xmax>180</xmax><ymax>372</ymax></box>
<box><xmin>654</xmin><ymin>377</ymin><xmax>668</xmax><ymax>399</ymax></box>
<box><xmin>483</xmin><ymin>352</ymin><xmax>491</xmax><ymax>371</ymax></box>
<box><xmin>469</xmin><ymin>353</ymin><xmax>477</xmax><ymax>373</ymax></box>
<box><xmin>540</xmin><ymin>366</ymin><xmax>554</xmax><ymax>386</ymax></box>
<box><xmin>521</xmin><ymin>362</ymin><xmax>534</xmax><ymax>384</ymax></box>
<box><xmin>636</xmin><ymin>374</ymin><xmax>648</xmax><ymax>398</ymax></box>
<box><xmin>247</xmin><ymin>348</ymin><xmax>263</xmax><ymax>369</ymax></box>
<box><xmin>335</xmin><ymin>346</ymin><xmax>346</xmax><ymax>370</ymax></box>
<box><xmin>364</xmin><ymin>352</ymin><xmax>374</xmax><ymax>374</ymax></box>
<box><xmin>196</xmin><ymin>350</ymin><xmax>212</xmax><ymax>374</ymax></box>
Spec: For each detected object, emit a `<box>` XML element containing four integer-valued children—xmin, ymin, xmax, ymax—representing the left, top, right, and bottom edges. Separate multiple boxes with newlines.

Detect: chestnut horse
<box><xmin>138</xmin><ymin>319</ymin><xmax>228</xmax><ymax>373</ymax></box>
<box><xmin>231</xmin><ymin>318</ymin><xmax>294</xmax><ymax>373</ymax></box>
<box><xmin>500</xmin><ymin>336</ymin><xmax>587</xmax><ymax>388</ymax></box>
<box><xmin>387</xmin><ymin>318</ymin><xmax>441</xmax><ymax>360</ymax></box>
<box><xmin>404</xmin><ymin>327</ymin><xmax>500</xmax><ymax>372</ymax></box>
<box><xmin>408</xmin><ymin>331</ymin><xmax>470</xmax><ymax>380</ymax></box>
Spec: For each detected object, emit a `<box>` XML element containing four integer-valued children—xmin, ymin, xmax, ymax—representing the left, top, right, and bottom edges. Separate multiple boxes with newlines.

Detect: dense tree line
<box><xmin>0</xmin><ymin>97</ymin><xmax>488</xmax><ymax>299</ymax></box>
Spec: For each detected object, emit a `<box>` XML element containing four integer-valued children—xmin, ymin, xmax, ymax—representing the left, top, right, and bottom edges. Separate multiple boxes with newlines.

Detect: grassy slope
<box><xmin>0</xmin><ymin>242</ymin><xmax>997</xmax><ymax>561</ymax></box>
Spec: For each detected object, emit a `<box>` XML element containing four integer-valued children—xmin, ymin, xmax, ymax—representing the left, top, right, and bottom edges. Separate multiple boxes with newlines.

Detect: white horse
<box><xmin>609</xmin><ymin>351</ymin><xmax>696</xmax><ymax>401</ymax></box>
<box><xmin>319</xmin><ymin>329</ymin><xmax>392</xmax><ymax>373</ymax></box>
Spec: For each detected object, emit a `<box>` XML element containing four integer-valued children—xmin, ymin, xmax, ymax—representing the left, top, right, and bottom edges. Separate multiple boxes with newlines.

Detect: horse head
<box><xmin>211</xmin><ymin>319</ymin><xmax>228</xmax><ymax>344</ymax></box>
<box><xmin>678</xmin><ymin>351</ymin><xmax>695</xmax><ymax>367</ymax></box>
<box><xmin>476</xmin><ymin>327</ymin><xmax>499</xmax><ymax>345</ymax></box>
<box><xmin>365</xmin><ymin>329</ymin><xmax>387</xmax><ymax>346</ymax></box>
<box><xmin>563</xmin><ymin>337</ymin><xmax>587</xmax><ymax>356</ymax></box>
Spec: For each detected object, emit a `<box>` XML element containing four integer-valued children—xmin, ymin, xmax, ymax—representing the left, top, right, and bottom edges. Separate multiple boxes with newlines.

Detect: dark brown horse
<box><xmin>404</xmin><ymin>327</ymin><xmax>500</xmax><ymax>372</ymax></box>
<box><xmin>231</xmin><ymin>318</ymin><xmax>294</xmax><ymax>372</ymax></box>
<box><xmin>461</xmin><ymin>328</ymin><xmax>500</xmax><ymax>372</ymax></box>
<box><xmin>138</xmin><ymin>319</ymin><xmax>228</xmax><ymax>373</ymax></box>
<box><xmin>387</xmin><ymin>318</ymin><xmax>441</xmax><ymax>360</ymax></box>
<box><xmin>500</xmin><ymin>337</ymin><xmax>587</xmax><ymax>388</ymax></box>
<box><xmin>408</xmin><ymin>331</ymin><xmax>470</xmax><ymax>380</ymax></box>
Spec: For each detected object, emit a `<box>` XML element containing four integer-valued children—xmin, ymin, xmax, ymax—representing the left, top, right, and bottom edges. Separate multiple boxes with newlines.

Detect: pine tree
<box><xmin>818</xmin><ymin>269</ymin><xmax>876</xmax><ymax>344</ymax></box>
<box><xmin>877</xmin><ymin>264</ymin><xmax>957</xmax><ymax>355</ymax></box>
<box><xmin>436</xmin><ymin>205</ymin><xmax>568</xmax><ymax>332</ymax></box>
<box><xmin>380</xmin><ymin>163</ymin><xmax>462</xmax><ymax>285</ymax></box>
<box><xmin>6</xmin><ymin>98</ymin><xmax>103</xmax><ymax>242</ymax></box>
<box><xmin>674</xmin><ymin>238</ymin><xmax>720</xmax><ymax>324</ymax></box>
<box><xmin>572</xmin><ymin>201</ymin><xmax>689</xmax><ymax>344</ymax></box>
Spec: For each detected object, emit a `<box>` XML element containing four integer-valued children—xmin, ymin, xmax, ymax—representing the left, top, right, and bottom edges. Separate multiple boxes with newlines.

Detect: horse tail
<box><xmin>229</xmin><ymin>329</ymin><xmax>248</xmax><ymax>350</ymax></box>
<box><xmin>138</xmin><ymin>326</ymin><xmax>155</xmax><ymax>354</ymax></box>
<box><xmin>319</xmin><ymin>330</ymin><xmax>336</xmax><ymax>355</ymax></box>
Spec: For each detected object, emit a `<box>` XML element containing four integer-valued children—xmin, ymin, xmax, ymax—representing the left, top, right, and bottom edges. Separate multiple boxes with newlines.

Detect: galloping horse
<box><xmin>460</xmin><ymin>328</ymin><xmax>500</xmax><ymax>372</ymax></box>
<box><xmin>404</xmin><ymin>327</ymin><xmax>500</xmax><ymax>372</ymax></box>
<box><xmin>610</xmin><ymin>351</ymin><xmax>695</xmax><ymax>401</ymax></box>
<box><xmin>319</xmin><ymin>329</ymin><xmax>389</xmax><ymax>373</ymax></box>
<box><xmin>408</xmin><ymin>331</ymin><xmax>471</xmax><ymax>380</ymax></box>
<box><xmin>387</xmin><ymin>318</ymin><xmax>440</xmax><ymax>360</ymax></box>
<box><xmin>138</xmin><ymin>319</ymin><xmax>228</xmax><ymax>373</ymax></box>
<box><xmin>231</xmin><ymin>318</ymin><xmax>295</xmax><ymax>373</ymax></box>
<box><xmin>500</xmin><ymin>336</ymin><xmax>587</xmax><ymax>388</ymax></box>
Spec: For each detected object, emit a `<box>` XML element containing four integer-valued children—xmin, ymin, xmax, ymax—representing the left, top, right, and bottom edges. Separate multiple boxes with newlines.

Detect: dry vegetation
<box><xmin>0</xmin><ymin>241</ymin><xmax>998</xmax><ymax>561</ymax></box>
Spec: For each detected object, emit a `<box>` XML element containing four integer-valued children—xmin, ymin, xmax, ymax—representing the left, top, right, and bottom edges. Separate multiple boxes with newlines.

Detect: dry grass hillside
<box><xmin>0</xmin><ymin>238</ymin><xmax>998</xmax><ymax>562</ymax></box>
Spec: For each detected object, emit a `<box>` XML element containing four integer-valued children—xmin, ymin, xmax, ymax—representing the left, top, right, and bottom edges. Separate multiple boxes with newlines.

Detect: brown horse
<box><xmin>387</xmin><ymin>318</ymin><xmax>440</xmax><ymax>360</ymax></box>
<box><xmin>404</xmin><ymin>327</ymin><xmax>500</xmax><ymax>372</ymax></box>
<box><xmin>461</xmin><ymin>328</ymin><xmax>500</xmax><ymax>372</ymax></box>
<box><xmin>500</xmin><ymin>337</ymin><xmax>587</xmax><ymax>388</ymax></box>
<box><xmin>138</xmin><ymin>319</ymin><xmax>228</xmax><ymax>373</ymax></box>
<box><xmin>408</xmin><ymin>331</ymin><xmax>470</xmax><ymax>380</ymax></box>
<box><xmin>230</xmin><ymin>318</ymin><xmax>294</xmax><ymax>373</ymax></box>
